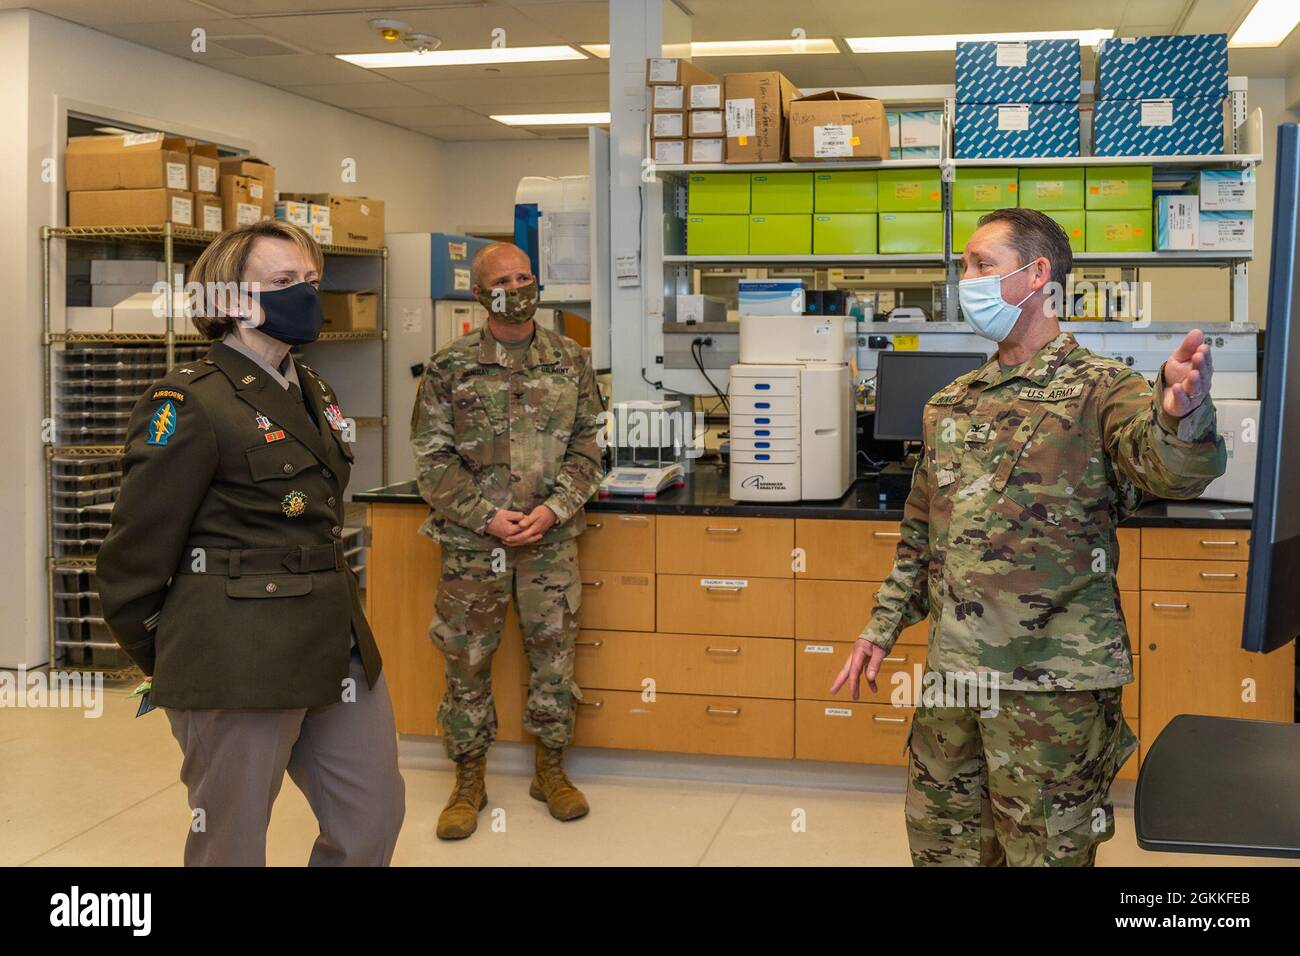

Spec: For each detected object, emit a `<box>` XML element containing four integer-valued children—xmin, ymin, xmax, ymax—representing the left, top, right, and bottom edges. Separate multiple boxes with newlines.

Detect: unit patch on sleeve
<box><xmin>146</xmin><ymin>401</ymin><xmax>178</xmax><ymax>446</ymax></box>
<box><xmin>151</xmin><ymin>388</ymin><xmax>185</xmax><ymax>403</ymax></box>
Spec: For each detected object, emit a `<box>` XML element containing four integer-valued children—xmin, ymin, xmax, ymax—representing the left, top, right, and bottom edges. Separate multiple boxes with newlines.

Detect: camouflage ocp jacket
<box><xmin>861</xmin><ymin>331</ymin><xmax>1227</xmax><ymax>692</ymax></box>
<box><xmin>411</xmin><ymin>324</ymin><xmax>604</xmax><ymax>551</ymax></box>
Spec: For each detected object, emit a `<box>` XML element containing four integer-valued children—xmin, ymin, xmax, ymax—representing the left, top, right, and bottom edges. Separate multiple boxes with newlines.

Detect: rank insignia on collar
<box><xmin>255</xmin><ymin>414</ymin><xmax>271</xmax><ymax>431</ymax></box>
<box><xmin>178</xmin><ymin>368</ymin><xmax>193</xmax><ymax>375</ymax></box>
<box><xmin>146</xmin><ymin>401</ymin><xmax>178</xmax><ymax>446</ymax></box>
<box><xmin>281</xmin><ymin>491</ymin><xmax>307</xmax><ymax>517</ymax></box>
<box><xmin>323</xmin><ymin>403</ymin><xmax>344</xmax><ymax>431</ymax></box>
<box><xmin>241</xmin><ymin>374</ymin><xmax>256</xmax><ymax>385</ymax></box>
<box><xmin>264</xmin><ymin>429</ymin><xmax>286</xmax><ymax>443</ymax></box>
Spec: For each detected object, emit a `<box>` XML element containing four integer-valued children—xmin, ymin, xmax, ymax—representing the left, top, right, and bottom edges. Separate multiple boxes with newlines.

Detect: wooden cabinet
<box><xmin>657</xmin><ymin>573</ymin><xmax>794</xmax><ymax>638</ymax></box>
<box><xmin>1116</xmin><ymin>528</ymin><xmax>1141</xmax><ymax>591</ymax></box>
<box><xmin>795</xmin><ymin>700</ymin><xmax>914</xmax><ymax>765</ymax></box>
<box><xmin>795</xmin><ymin>641</ymin><xmax>927</xmax><ymax>704</ymax></box>
<box><xmin>656</xmin><ymin>515</ymin><xmax>793</xmax><ymax>577</ymax></box>
<box><xmin>577</xmin><ymin>513</ymin><xmax>654</xmax><ymax>572</ymax></box>
<box><xmin>573</xmin><ymin>629</ymin><xmax>794</xmax><ymax>699</ymax></box>
<box><xmin>1140</xmin><ymin>528</ymin><xmax>1251</xmax><ymax>561</ymax></box>
<box><xmin>1141</xmin><ymin>559</ymin><xmax>1248</xmax><ymax>593</ymax></box>
<box><xmin>795</xmin><ymin>579</ymin><xmax>928</xmax><ymax>645</ymax></box>
<box><xmin>578</xmin><ymin>569</ymin><xmax>655</xmax><ymax>631</ymax></box>
<box><xmin>795</xmin><ymin>518</ymin><xmax>904</xmax><ymax>581</ymax></box>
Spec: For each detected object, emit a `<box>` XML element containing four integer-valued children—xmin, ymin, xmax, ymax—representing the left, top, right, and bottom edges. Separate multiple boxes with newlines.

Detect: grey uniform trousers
<box><xmin>164</xmin><ymin>651</ymin><xmax>405</xmax><ymax>866</ymax></box>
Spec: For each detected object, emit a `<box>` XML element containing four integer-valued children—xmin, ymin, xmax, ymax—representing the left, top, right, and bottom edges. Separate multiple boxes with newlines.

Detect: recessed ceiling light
<box><xmin>1230</xmin><ymin>0</ymin><xmax>1300</xmax><ymax>47</ymax></box>
<box><xmin>94</xmin><ymin>126</ymin><xmax>134</xmax><ymax>135</ymax></box>
<box><xmin>337</xmin><ymin>45</ymin><xmax>585</xmax><ymax>68</ymax></box>
<box><xmin>580</xmin><ymin>38</ymin><xmax>836</xmax><ymax>59</ymax></box>
<box><xmin>490</xmin><ymin>112</ymin><xmax>611</xmax><ymax>126</ymax></box>
<box><xmin>846</xmin><ymin>29</ymin><xmax>1114</xmax><ymax>53</ymax></box>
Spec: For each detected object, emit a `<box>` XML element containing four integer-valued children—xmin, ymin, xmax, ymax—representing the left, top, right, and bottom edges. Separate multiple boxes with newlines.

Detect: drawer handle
<box><xmin>883</xmin><ymin>656</ymin><xmax>907</xmax><ymax>663</ymax></box>
<box><xmin>1199</xmin><ymin>540</ymin><xmax>1240</xmax><ymax>547</ymax></box>
<box><xmin>587</xmin><ymin>520</ymin><xmax>603</xmax><ymax>529</ymax></box>
<box><xmin>705</xmin><ymin>646</ymin><xmax>741</xmax><ymax>655</ymax></box>
<box><xmin>583</xmin><ymin>580</ymin><xmax>604</xmax><ymax>589</ymax></box>
<box><xmin>706</xmin><ymin>705</ymin><xmax>741</xmax><ymax>717</ymax></box>
<box><xmin>705</xmin><ymin>526</ymin><xmax>741</xmax><ymax>535</ymax></box>
<box><xmin>872</xmin><ymin>715</ymin><xmax>906</xmax><ymax>724</ymax></box>
<box><xmin>618</xmin><ymin>515</ymin><xmax>650</xmax><ymax>526</ymax></box>
<box><xmin>1199</xmin><ymin>571</ymin><xmax>1238</xmax><ymax>579</ymax></box>
<box><xmin>1151</xmin><ymin>602</ymin><xmax>1191</xmax><ymax>609</ymax></box>
<box><xmin>873</xmin><ymin>531</ymin><xmax>902</xmax><ymax>539</ymax></box>
<box><xmin>576</xmin><ymin>639</ymin><xmax>604</xmax><ymax>648</ymax></box>
<box><xmin>705</xmin><ymin>586</ymin><xmax>742</xmax><ymax>593</ymax></box>
<box><xmin>578</xmin><ymin>699</ymin><xmax>604</xmax><ymax>709</ymax></box>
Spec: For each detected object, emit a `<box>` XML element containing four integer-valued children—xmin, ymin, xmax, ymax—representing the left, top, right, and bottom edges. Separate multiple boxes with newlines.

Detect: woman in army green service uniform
<box><xmin>97</xmin><ymin>220</ymin><xmax>405</xmax><ymax>867</ymax></box>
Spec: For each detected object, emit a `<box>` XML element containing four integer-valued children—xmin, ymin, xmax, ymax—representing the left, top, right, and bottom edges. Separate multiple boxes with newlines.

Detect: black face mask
<box><xmin>253</xmin><ymin>282</ymin><xmax>324</xmax><ymax>345</ymax></box>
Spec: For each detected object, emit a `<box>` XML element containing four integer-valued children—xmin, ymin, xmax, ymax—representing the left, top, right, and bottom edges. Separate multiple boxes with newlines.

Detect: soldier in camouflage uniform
<box><xmin>411</xmin><ymin>241</ymin><xmax>604</xmax><ymax>839</ymax></box>
<box><xmin>834</xmin><ymin>208</ymin><xmax>1225</xmax><ymax>866</ymax></box>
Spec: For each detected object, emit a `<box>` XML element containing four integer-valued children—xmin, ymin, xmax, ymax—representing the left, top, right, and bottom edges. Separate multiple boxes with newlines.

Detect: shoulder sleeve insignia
<box><xmin>146</xmin><ymin>400</ymin><xmax>179</xmax><ymax>446</ymax></box>
<box><xmin>151</xmin><ymin>388</ymin><xmax>185</xmax><ymax>403</ymax></box>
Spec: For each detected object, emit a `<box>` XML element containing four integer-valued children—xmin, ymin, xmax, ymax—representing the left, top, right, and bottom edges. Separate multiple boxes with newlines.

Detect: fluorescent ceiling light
<box><xmin>1230</xmin><ymin>0</ymin><xmax>1300</xmax><ymax>47</ymax></box>
<box><xmin>94</xmin><ymin>126</ymin><xmax>134</xmax><ymax>135</ymax></box>
<box><xmin>491</xmin><ymin>112</ymin><xmax>611</xmax><ymax>126</ymax></box>
<box><xmin>582</xmin><ymin>38</ymin><xmax>837</xmax><ymax>58</ymax></box>
<box><xmin>337</xmin><ymin>45</ymin><xmax>585</xmax><ymax>68</ymax></box>
<box><xmin>846</xmin><ymin>29</ymin><xmax>1113</xmax><ymax>53</ymax></box>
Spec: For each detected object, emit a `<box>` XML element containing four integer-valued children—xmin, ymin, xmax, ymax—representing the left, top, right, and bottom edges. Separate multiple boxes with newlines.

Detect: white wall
<box><xmin>437</xmin><ymin>138</ymin><xmax>590</xmax><ymax>235</ymax></box>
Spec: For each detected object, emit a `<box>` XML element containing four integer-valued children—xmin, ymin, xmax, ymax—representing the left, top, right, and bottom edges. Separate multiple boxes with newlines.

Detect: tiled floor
<box><xmin>4</xmin><ymin>684</ymin><xmax>1296</xmax><ymax>867</ymax></box>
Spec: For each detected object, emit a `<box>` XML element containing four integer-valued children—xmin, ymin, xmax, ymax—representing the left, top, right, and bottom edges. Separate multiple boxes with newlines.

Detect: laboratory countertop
<box><xmin>354</xmin><ymin>466</ymin><xmax>1252</xmax><ymax>529</ymax></box>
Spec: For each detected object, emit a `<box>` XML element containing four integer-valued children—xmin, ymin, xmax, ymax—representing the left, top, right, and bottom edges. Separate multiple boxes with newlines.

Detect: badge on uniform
<box><xmin>264</xmin><ymin>429</ymin><xmax>286</xmax><ymax>443</ymax></box>
<box><xmin>241</xmin><ymin>374</ymin><xmax>257</xmax><ymax>385</ymax></box>
<box><xmin>323</xmin><ymin>403</ymin><xmax>345</xmax><ymax>432</ymax></box>
<box><xmin>282</xmin><ymin>490</ymin><xmax>307</xmax><ymax>517</ymax></box>
<box><xmin>146</xmin><ymin>400</ymin><xmax>178</xmax><ymax>446</ymax></box>
<box><xmin>254</xmin><ymin>413</ymin><xmax>271</xmax><ymax>431</ymax></box>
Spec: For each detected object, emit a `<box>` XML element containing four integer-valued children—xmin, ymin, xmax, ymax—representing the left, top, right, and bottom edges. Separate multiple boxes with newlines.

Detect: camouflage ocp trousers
<box><xmin>905</xmin><ymin>687</ymin><xmax>1138</xmax><ymax>866</ymax></box>
<box><xmin>429</xmin><ymin>537</ymin><xmax>582</xmax><ymax>760</ymax></box>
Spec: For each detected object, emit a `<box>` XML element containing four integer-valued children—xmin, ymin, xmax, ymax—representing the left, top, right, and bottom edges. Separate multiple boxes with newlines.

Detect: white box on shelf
<box><xmin>111</xmin><ymin>291</ymin><xmax>187</xmax><ymax>334</ymax></box>
<box><xmin>90</xmin><ymin>259</ymin><xmax>181</xmax><ymax>285</ymax></box>
<box><xmin>1192</xmin><ymin>169</ymin><xmax>1255</xmax><ymax>211</ymax></box>
<box><xmin>1198</xmin><ymin>211</ymin><xmax>1253</xmax><ymax>251</ymax></box>
<box><xmin>65</xmin><ymin>306</ymin><xmax>112</xmax><ymax>333</ymax></box>
<box><xmin>1155</xmin><ymin>195</ymin><xmax>1199</xmax><ymax>250</ymax></box>
<box><xmin>1199</xmin><ymin>399</ymin><xmax>1259</xmax><ymax>503</ymax></box>
<box><xmin>739</xmin><ymin>315</ymin><xmax>846</xmax><ymax>365</ymax></box>
<box><xmin>689</xmin><ymin>139</ymin><xmax>724</xmax><ymax>163</ymax></box>
<box><xmin>738</xmin><ymin>280</ymin><xmax>803</xmax><ymax>317</ymax></box>
<box><xmin>666</xmin><ymin>294</ymin><xmax>727</xmax><ymax>324</ymax></box>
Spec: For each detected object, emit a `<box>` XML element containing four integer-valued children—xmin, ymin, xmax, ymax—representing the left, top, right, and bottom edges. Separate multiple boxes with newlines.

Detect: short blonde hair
<box><xmin>187</xmin><ymin>220</ymin><xmax>324</xmax><ymax>339</ymax></box>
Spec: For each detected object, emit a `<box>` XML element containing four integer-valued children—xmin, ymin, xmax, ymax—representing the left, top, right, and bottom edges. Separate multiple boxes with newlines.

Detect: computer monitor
<box><xmin>873</xmin><ymin>351</ymin><xmax>987</xmax><ymax>441</ymax></box>
<box><xmin>1243</xmin><ymin>123</ymin><xmax>1300</xmax><ymax>654</ymax></box>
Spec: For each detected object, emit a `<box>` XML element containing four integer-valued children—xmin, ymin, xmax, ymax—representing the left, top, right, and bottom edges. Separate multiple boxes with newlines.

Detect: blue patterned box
<box><xmin>1093</xmin><ymin>98</ymin><xmax>1224</xmax><ymax>157</ymax></box>
<box><xmin>1096</xmin><ymin>34</ymin><xmax>1227</xmax><ymax>100</ymax></box>
<box><xmin>956</xmin><ymin>102</ymin><xmax>1079</xmax><ymax>158</ymax></box>
<box><xmin>956</xmin><ymin>40</ymin><xmax>1080</xmax><ymax>103</ymax></box>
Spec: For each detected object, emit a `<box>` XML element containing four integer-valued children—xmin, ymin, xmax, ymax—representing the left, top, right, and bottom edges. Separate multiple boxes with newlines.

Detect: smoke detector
<box><xmin>369</xmin><ymin>18</ymin><xmax>412</xmax><ymax>42</ymax></box>
<box><xmin>403</xmin><ymin>33</ymin><xmax>442</xmax><ymax>54</ymax></box>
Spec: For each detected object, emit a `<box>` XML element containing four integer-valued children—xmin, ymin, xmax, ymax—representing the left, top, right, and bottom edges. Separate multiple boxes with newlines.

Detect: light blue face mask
<box><xmin>958</xmin><ymin>259</ymin><xmax>1037</xmax><ymax>342</ymax></box>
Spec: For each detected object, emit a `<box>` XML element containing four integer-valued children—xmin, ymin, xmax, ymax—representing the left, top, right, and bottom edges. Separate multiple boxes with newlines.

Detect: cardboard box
<box><xmin>92</xmin><ymin>283</ymin><xmax>156</xmax><ymax>308</ymax></box>
<box><xmin>1198</xmin><ymin>211</ymin><xmax>1253</xmax><ymax>251</ymax></box>
<box><xmin>899</xmin><ymin>110</ymin><xmax>943</xmax><ymax>148</ymax></box>
<box><xmin>1045</xmin><ymin>209</ymin><xmax>1086</xmax><ymax>252</ymax></box>
<box><xmin>689</xmin><ymin>110</ymin><xmax>724</xmax><ymax>138</ymax></box>
<box><xmin>90</xmin><ymin>259</ymin><xmax>181</xmax><ymax>285</ymax></box>
<box><xmin>900</xmin><ymin>147</ymin><xmax>940</xmax><ymax>157</ymax></box>
<box><xmin>689</xmin><ymin>83</ymin><xmax>722</xmax><ymax>110</ymax></box>
<box><xmin>65</xmin><ymin>133</ymin><xmax>191</xmax><ymax>191</ymax></box>
<box><xmin>689</xmin><ymin>139</ymin><xmax>724</xmax><ymax>164</ymax></box>
<box><xmin>310</xmin><ymin>223</ymin><xmax>334</xmax><ymax>245</ymax></box>
<box><xmin>749</xmin><ymin>215</ymin><xmax>811</xmax><ymax>255</ymax></box>
<box><xmin>724</xmin><ymin>71</ymin><xmax>799</xmax><ymax>163</ymax></box>
<box><xmin>197</xmin><ymin>195</ymin><xmax>222</xmax><ymax>233</ymax></box>
<box><xmin>321</xmin><ymin>290</ymin><xmax>378</xmax><ymax>332</ymax></box>
<box><xmin>750</xmin><ymin>172</ymin><xmax>813</xmax><ymax>214</ymax></box>
<box><xmin>1155</xmin><ymin>195</ymin><xmax>1200</xmax><ymax>250</ymax></box>
<box><xmin>111</xmin><ymin>290</ymin><xmax>187</xmax><ymax>334</ymax></box>
<box><xmin>651</xmin><ymin>112</ymin><xmax>685</xmax><ymax>139</ymax></box>
<box><xmin>218</xmin><ymin>157</ymin><xmax>275</xmax><ymax>218</ymax></box>
<box><xmin>787</xmin><ymin>91</ymin><xmax>889</xmax><ymax>162</ymax></box>
<box><xmin>190</xmin><ymin>143</ymin><xmax>220</xmax><ymax>197</ymax></box>
<box><xmin>955</xmin><ymin>39</ymin><xmax>1081</xmax><ymax>103</ymax></box>
<box><xmin>739</xmin><ymin>280</ymin><xmax>803</xmax><ymax>317</ymax></box>
<box><xmin>687</xmin><ymin>172</ymin><xmax>750</xmax><ymax>214</ymax></box>
<box><xmin>65</xmin><ymin>306</ymin><xmax>112</xmax><ymax>333</ymax></box>
<box><xmin>651</xmin><ymin>85</ymin><xmax>684</xmax><ymax>111</ymax></box>
<box><xmin>280</xmin><ymin>193</ymin><xmax>385</xmax><ymax>249</ymax></box>
<box><xmin>1096</xmin><ymin>34</ymin><xmax>1228</xmax><ymax>100</ymax></box>
<box><xmin>666</xmin><ymin>294</ymin><xmax>727</xmax><ymax>324</ymax></box>
<box><xmin>651</xmin><ymin>139</ymin><xmax>685</xmax><ymax>165</ymax></box>
<box><xmin>955</xmin><ymin>102</ymin><xmax>1079</xmax><ymax>158</ymax></box>
<box><xmin>1017</xmin><ymin>167</ymin><xmax>1086</xmax><ymax>209</ymax></box>
<box><xmin>69</xmin><ymin>188</ymin><xmax>194</xmax><ymax>228</ymax></box>
<box><xmin>220</xmin><ymin>175</ymin><xmax>265</xmax><ymax>229</ymax></box>
<box><xmin>878</xmin><ymin>212</ymin><xmax>943</xmax><ymax>254</ymax></box>
<box><xmin>813</xmin><ymin>213</ymin><xmax>877</xmax><ymax>254</ymax></box>
<box><xmin>646</xmin><ymin>58</ymin><xmax>718</xmax><ymax>87</ymax></box>
<box><xmin>877</xmin><ymin>169</ymin><xmax>943</xmax><ymax>212</ymax></box>
<box><xmin>952</xmin><ymin>168</ymin><xmax>1018</xmax><ymax>210</ymax></box>
<box><xmin>952</xmin><ymin>210</ymin><xmax>982</xmax><ymax>253</ymax></box>
<box><xmin>1085</xmin><ymin>209</ymin><xmax>1153</xmax><ymax>252</ymax></box>
<box><xmin>1191</xmin><ymin>168</ymin><xmax>1255</xmax><ymax>210</ymax></box>
<box><xmin>887</xmin><ymin>112</ymin><xmax>901</xmax><ymax>151</ymax></box>
<box><xmin>275</xmin><ymin>200</ymin><xmax>311</xmax><ymax>227</ymax></box>
<box><xmin>1092</xmin><ymin>97</ymin><xmax>1224</xmax><ymax>157</ymax></box>
<box><xmin>1085</xmin><ymin>166</ymin><xmax>1153</xmax><ymax>210</ymax></box>
<box><xmin>814</xmin><ymin>170</ymin><xmax>877</xmax><ymax>213</ymax></box>
<box><xmin>686</xmin><ymin>215</ymin><xmax>749</xmax><ymax>255</ymax></box>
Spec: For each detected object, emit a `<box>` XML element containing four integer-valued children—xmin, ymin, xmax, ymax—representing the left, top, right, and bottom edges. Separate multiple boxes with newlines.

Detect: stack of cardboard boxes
<box><xmin>218</xmin><ymin>155</ymin><xmax>274</xmax><ymax>230</ymax></box>
<box><xmin>886</xmin><ymin>110</ymin><xmax>943</xmax><ymax>159</ymax></box>
<box><xmin>1017</xmin><ymin>168</ymin><xmax>1087</xmax><ymax>252</ymax></box>
<box><xmin>1156</xmin><ymin>168</ymin><xmax>1255</xmax><ymax>252</ymax></box>
<box><xmin>279</xmin><ymin>192</ymin><xmax>385</xmax><ymax>251</ymax></box>
<box><xmin>1093</xmin><ymin>34</ymin><xmax>1227</xmax><ymax>157</ymax></box>
<box><xmin>954</xmin><ymin>39</ymin><xmax>1081</xmax><ymax>158</ymax></box>
<box><xmin>646</xmin><ymin>58</ymin><xmax>721</xmax><ymax>165</ymax></box>
<box><xmin>1086</xmin><ymin>165</ymin><xmax>1153</xmax><ymax>252</ymax></box>
<box><xmin>877</xmin><ymin>169</ymin><xmax>943</xmax><ymax>254</ymax></box>
<box><xmin>951</xmin><ymin>168</ymin><xmax>1022</xmax><ymax>252</ymax></box>
<box><xmin>67</xmin><ymin>133</ymin><xmax>201</xmax><ymax>229</ymax></box>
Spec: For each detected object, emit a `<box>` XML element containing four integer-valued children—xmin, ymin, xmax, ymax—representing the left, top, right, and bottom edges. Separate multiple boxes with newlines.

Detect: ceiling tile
<box><xmin>281</xmin><ymin>79</ymin><xmax>444</xmax><ymax>109</ymax></box>
<box><xmin>4</xmin><ymin>0</ymin><xmax>221</xmax><ymax>24</ymax></box>
<box><xmin>401</xmin><ymin>72</ymin><xmax>609</xmax><ymax>105</ymax></box>
<box><xmin>354</xmin><ymin>103</ymin><xmax>490</xmax><ymax>125</ymax></box>
<box><xmin>84</xmin><ymin>17</ymin><xmax>311</xmax><ymax>62</ymax></box>
<box><xmin>205</xmin><ymin>53</ymin><xmax>386</xmax><ymax>85</ymax></box>
<box><xmin>370</xmin><ymin>55</ymin><xmax>606</xmax><ymax>81</ymax></box>
<box><xmin>251</xmin><ymin>8</ymin><xmax>566</xmax><ymax>56</ymax></box>
<box><xmin>416</xmin><ymin>123</ymin><xmax>542</xmax><ymax>141</ymax></box>
<box><xmin>507</xmin><ymin>1</ymin><xmax>608</xmax><ymax>44</ymax></box>
<box><xmin>202</xmin><ymin>0</ymin><xmax>476</xmax><ymax>13</ymax></box>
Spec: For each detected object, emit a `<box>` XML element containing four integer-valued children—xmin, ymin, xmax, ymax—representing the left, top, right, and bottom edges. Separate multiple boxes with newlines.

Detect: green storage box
<box><xmin>687</xmin><ymin>215</ymin><xmax>749</xmax><ymax>255</ymax></box>
<box><xmin>1018</xmin><ymin>167</ymin><xmax>1085</xmax><ymax>210</ymax></box>
<box><xmin>877</xmin><ymin>168</ymin><xmax>943</xmax><ymax>212</ymax></box>
<box><xmin>952</xmin><ymin>168</ymin><xmax>1018</xmax><ymax>211</ymax></box>
<box><xmin>687</xmin><ymin>172</ymin><xmax>750</xmax><ymax>215</ymax></box>
<box><xmin>1085</xmin><ymin>166</ymin><xmax>1153</xmax><ymax>210</ymax></box>
<box><xmin>952</xmin><ymin>211</ymin><xmax>983</xmax><ymax>253</ymax></box>
<box><xmin>879</xmin><ymin>212</ymin><xmax>943</xmax><ymax>254</ymax></box>
<box><xmin>749</xmin><ymin>215</ymin><xmax>811</xmax><ymax>255</ymax></box>
<box><xmin>1085</xmin><ymin>209</ymin><xmax>1152</xmax><ymax>252</ymax></box>
<box><xmin>750</xmin><ymin>172</ymin><xmax>813</xmax><ymax>214</ymax></box>
<box><xmin>813</xmin><ymin>170</ymin><xmax>877</xmax><ymax>213</ymax></box>
<box><xmin>1045</xmin><ymin>209</ymin><xmax>1086</xmax><ymax>252</ymax></box>
<box><xmin>812</xmin><ymin>214</ymin><xmax>878</xmax><ymax>254</ymax></box>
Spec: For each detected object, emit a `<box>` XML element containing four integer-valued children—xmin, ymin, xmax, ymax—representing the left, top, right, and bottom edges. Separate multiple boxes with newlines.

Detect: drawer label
<box><xmin>621</xmin><ymin>575</ymin><xmax>650</xmax><ymax>586</ymax></box>
<box><xmin>824</xmin><ymin>707</ymin><xmax>853</xmax><ymax>717</ymax></box>
<box><xmin>803</xmin><ymin>644</ymin><xmax>834</xmax><ymax>654</ymax></box>
<box><xmin>701</xmin><ymin>578</ymin><xmax>748</xmax><ymax>588</ymax></box>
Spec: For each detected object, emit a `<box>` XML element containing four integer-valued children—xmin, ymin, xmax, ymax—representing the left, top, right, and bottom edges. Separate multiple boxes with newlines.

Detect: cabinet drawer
<box><xmin>578</xmin><ymin>512</ymin><xmax>654</xmax><ymax>572</ymax></box>
<box><xmin>795</xmin><ymin>641</ymin><xmax>927</xmax><ymax>703</ymax></box>
<box><xmin>656</xmin><ymin>515</ymin><xmax>793</xmax><ymax>577</ymax></box>
<box><xmin>1141</xmin><ymin>528</ymin><xmax>1250</xmax><ymax>561</ymax></box>
<box><xmin>1141</xmin><ymin>559</ymin><xmax>1248</xmax><ymax>593</ymax></box>
<box><xmin>796</xmin><ymin>518</ymin><xmax>903</xmax><ymax>581</ymax></box>
<box><xmin>570</xmin><ymin>689</ymin><xmax>793</xmax><ymax>759</ymax></box>
<box><xmin>578</xmin><ymin>570</ymin><xmax>655</xmax><ymax>631</ymax></box>
<box><xmin>1123</xmin><ymin>656</ymin><xmax>1138</xmax><ymax>721</ymax></box>
<box><xmin>657</xmin><ymin>574</ymin><xmax>794</xmax><ymax>638</ymax></box>
<box><xmin>1116</xmin><ymin>720</ymin><xmax>1140</xmax><ymax>781</ymax></box>
<box><xmin>1116</xmin><ymin>528</ymin><xmax>1140</xmax><ymax>591</ymax></box>
<box><xmin>1120</xmin><ymin>589</ymin><xmax>1139</xmax><ymax>644</ymax></box>
<box><xmin>795</xmin><ymin>579</ymin><xmax>928</xmax><ymax>645</ymax></box>
<box><xmin>795</xmin><ymin>700</ymin><xmax>913</xmax><ymax>765</ymax></box>
<box><xmin>573</xmin><ymin>630</ymin><xmax>793</xmax><ymax>699</ymax></box>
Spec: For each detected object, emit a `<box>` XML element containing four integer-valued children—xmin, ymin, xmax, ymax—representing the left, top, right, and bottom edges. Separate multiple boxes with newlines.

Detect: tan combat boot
<box><xmin>436</xmin><ymin>753</ymin><xmax>488</xmax><ymax>840</ymax></box>
<box><xmin>529</xmin><ymin>741</ymin><xmax>590</xmax><ymax>821</ymax></box>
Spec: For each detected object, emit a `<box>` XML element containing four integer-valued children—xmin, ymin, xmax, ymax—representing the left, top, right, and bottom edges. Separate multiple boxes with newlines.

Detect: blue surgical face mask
<box><xmin>958</xmin><ymin>260</ymin><xmax>1037</xmax><ymax>342</ymax></box>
